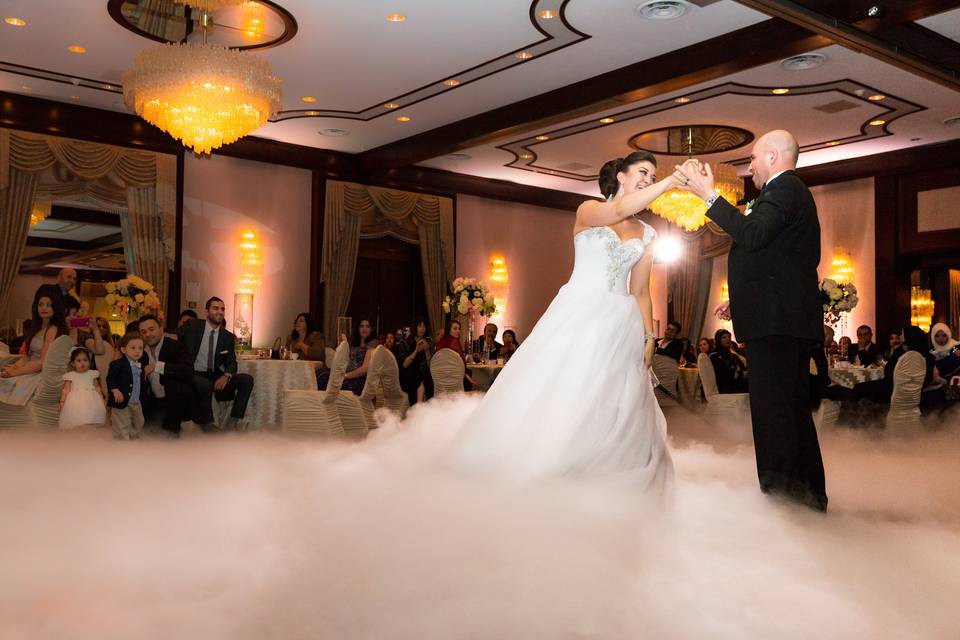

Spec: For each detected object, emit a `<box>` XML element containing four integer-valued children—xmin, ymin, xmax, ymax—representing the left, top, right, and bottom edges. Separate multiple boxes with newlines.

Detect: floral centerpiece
<box><xmin>442</xmin><ymin>277</ymin><xmax>497</xmax><ymax>318</ymax></box>
<box><xmin>819</xmin><ymin>278</ymin><xmax>858</xmax><ymax>326</ymax></box>
<box><xmin>104</xmin><ymin>275</ymin><xmax>164</xmax><ymax>322</ymax></box>
<box><xmin>442</xmin><ymin>277</ymin><xmax>497</xmax><ymax>349</ymax></box>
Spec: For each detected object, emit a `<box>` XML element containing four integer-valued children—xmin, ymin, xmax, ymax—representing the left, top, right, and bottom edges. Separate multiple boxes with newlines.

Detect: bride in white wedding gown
<box><xmin>452</xmin><ymin>152</ymin><xmax>691</xmax><ymax>493</ymax></box>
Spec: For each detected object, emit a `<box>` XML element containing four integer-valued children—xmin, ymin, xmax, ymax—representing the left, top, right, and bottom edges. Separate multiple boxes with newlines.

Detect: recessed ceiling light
<box><xmin>674</xmin><ymin>97</ymin><xmax>690</xmax><ymax>104</ymax></box>
<box><xmin>514</xmin><ymin>51</ymin><xmax>534</xmax><ymax>60</ymax></box>
<box><xmin>320</xmin><ymin>128</ymin><xmax>349</xmax><ymax>137</ymax></box>
<box><xmin>520</xmin><ymin>153</ymin><xmax>533</xmax><ymax>159</ymax></box>
<box><xmin>599</xmin><ymin>117</ymin><xmax>615</xmax><ymax>124</ymax></box>
<box><xmin>869</xmin><ymin>119</ymin><xmax>886</xmax><ymax>126</ymax></box>
<box><xmin>69</xmin><ymin>95</ymin><xmax>80</xmax><ymax>100</ymax></box>
<box><xmin>383</xmin><ymin>102</ymin><xmax>400</xmax><ymax>109</ymax></box>
<box><xmin>20</xmin><ymin>85</ymin><xmax>30</xmax><ymax>91</ymax></box>
<box><xmin>102</xmin><ymin>84</ymin><xmax>114</xmax><ymax>90</ymax></box>
<box><xmin>547</xmin><ymin>170</ymin><xmax>557</xmax><ymax>175</ymax></box>
<box><xmin>538</xmin><ymin>9</ymin><xmax>557</xmax><ymax>19</ymax></box>
<box><xmin>301</xmin><ymin>96</ymin><xmax>318</xmax><ymax>102</ymax></box>
<box><xmin>4</xmin><ymin>17</ymin><xmax>26</xmax><ymax>26</ymax></box>
<box><xmin>305</xmin><ymin>111</ymin><xmax>319</xmax><ymax>116</ymax></box>
<box><xmin>535</xmin><ymin>134</ymin><xmax>550</xmax><ymax>141</ymax></box>
<box><xmin>446</xmin><ymin>153</ymin><xmax>471</xmax><ymax>161</ymax></box>
<box><xmin>67</xmin><ymin>45</ymin><xmax>87</xmax><ymax>54</ymax></box>
<box><xmin>771</xmin><ymin>88</ymin><xmax>790</xmax><ymax>95</ymax></box>
<box><xmin>867</xmin><ymin>94</ymin><xmax>886</xmax><ymax>101</ymax></box>
<box><xmin>825</xmin><ymin>141</ymin><xmax>840</xmax><ymax>146</ymax></box>
<box><xmin>780</xmin><ymin>53</ymin><xmax>826</xmax><ymax>70</ymax></box>
<box><xmin>636</xmin><ymin>1</ymin><xmax>691</xmax><ymax>20</ymax></box>
<box><xmin>942</xmin><ymin>116</ymin><xmax>960</xmax><ymax>127</ymax></box>
<box><xmin>396</xmin><ymin>115</ymin><xmax>412</xmax><ymax>122</ymax></box>
<box><xmin>386</xmin><ymin>13</ymin><xmax>406</xmax><ymax>22</ymax></box>
<box><xmin>442</xmin><ymin>79</ymin><xmax>460</xmax><ymax>87</ymax></box>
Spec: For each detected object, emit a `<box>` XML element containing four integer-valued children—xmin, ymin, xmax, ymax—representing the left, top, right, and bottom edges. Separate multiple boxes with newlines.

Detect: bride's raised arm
<box><xmin>576</xmin><ymin>174</ymin><xmax>677</xmax><ymax>229</ymax></box>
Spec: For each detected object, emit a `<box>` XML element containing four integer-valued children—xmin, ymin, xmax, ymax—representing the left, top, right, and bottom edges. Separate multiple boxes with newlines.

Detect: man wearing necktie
<box><xmin>178</xmin><ymin>296</ymin><xmax>255</xmax><ymax>431</ymax></box>
<box><xmin>673</xmin><ymin>130</ymin><xmax>827</xmax><ymax>513</ymax></box>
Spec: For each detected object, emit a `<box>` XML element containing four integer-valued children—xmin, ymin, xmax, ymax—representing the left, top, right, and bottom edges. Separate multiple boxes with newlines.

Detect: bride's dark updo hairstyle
<box><xmin>598</xmin><ymin>151</ymin><xmax>657</xmax><ymax>200</ymax></box>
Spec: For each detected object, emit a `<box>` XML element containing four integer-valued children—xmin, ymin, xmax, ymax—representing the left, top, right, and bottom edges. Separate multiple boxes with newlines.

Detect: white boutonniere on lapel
<box><xmin>743</xmin><ymin>198</ymin><xmax>757</xmax><ymax>216</ymax></box>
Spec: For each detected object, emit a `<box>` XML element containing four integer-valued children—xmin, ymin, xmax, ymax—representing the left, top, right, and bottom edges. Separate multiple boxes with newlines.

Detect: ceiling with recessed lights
<box><xmin>1</xmin><ymin>0</ymin><xmax>959</xmax><ymax>196</ymax></box>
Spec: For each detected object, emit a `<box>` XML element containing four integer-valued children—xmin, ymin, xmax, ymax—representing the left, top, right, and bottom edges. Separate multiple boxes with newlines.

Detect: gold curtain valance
<box><xmin>1</xmin><ymin>129</ymin><xmax>158</xmax><ymax>188</ymax></box>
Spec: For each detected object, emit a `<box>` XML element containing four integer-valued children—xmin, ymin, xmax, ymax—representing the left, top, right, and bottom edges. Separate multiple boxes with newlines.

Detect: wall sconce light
<box><xmin>488</xmin><ymin>255</ymin><xmax>509</xmax><ymax>319</ymax></box>
<box><xmin>829</xmin><ymin>252</ymin><xmax>854</xmax><ymax>285</ymax></box>
<box><xmin>235</xmin><ymin>229</ymin><xmax>263</xmax><ymax>349</ymax></box>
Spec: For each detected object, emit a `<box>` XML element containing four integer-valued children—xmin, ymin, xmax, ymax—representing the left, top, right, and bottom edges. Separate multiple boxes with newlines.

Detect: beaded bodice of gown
<box><xmin>567</xmin><ymin>224</ymin><xmax>656</xmax><ymax>295</ymax></box>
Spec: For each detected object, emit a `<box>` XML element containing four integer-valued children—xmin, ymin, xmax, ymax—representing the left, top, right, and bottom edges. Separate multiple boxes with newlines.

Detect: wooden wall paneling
<box><xmin>897</xmin><ymin>166</ymin><xmax>960</xmax><ymax>256</ymax></box>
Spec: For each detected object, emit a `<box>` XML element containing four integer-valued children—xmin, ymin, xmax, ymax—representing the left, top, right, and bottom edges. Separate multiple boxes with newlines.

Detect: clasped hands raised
<box><xmin>670</xmin><ymin>158</ymin><xmax>716</xmax><ymax>202</ymax></box>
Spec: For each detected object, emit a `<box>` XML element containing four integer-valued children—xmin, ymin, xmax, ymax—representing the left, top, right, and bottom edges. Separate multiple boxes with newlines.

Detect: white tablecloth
<box><xmin>238</xmin><ymin>359</ymin><xmax>318</xmax><ymax>427</ymax></box>
<box><xmin>467</xmin><ymin>363</ymin><xmax>505</xmax><ymax>392</ymax></box>
<box><xmin>829</xmin><ymin>366</ymin><xmax>884</xmax><ymax>389</ymax></box>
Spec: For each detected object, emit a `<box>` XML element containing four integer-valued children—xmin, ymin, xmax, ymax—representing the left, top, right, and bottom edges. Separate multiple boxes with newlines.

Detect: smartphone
<box><xmin>68</xmin><ymin>316</ymin><xmax>91</xmax><ymax>328</ymax></box>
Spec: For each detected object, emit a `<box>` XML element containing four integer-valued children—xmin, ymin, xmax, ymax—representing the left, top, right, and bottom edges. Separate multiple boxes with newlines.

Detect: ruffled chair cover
<box><xmin>0</xmin><ymin>335</ymin><xmax>73</xmax><ymax>429</ymax></box>
<box><xmin>886</xmin><ymin>350</ymin><xmax>926</xmax><ymax>432</ymax></box>
<box><xmin>430</xmin><ymin>348</ymin><xmax>465</xmax><ymax>396</ymax></box>
<box><xmin>282</xmin><ymin>341</ymin><xmax>366</xmax><ymax>437</ymax></box>
<box><xmin>652</xmin><ymin>354</ymin><xmax>680</xmax><ymax>407</ymax></box>
<box><xmin>697</xmin><ymin>352</ymin><xmax>751</xmax><ymax>429</ymax></box>
<box><xmin>359</xmin><ymin>346</ymin><xmax>409</xmax><ymax>429</ymax></box>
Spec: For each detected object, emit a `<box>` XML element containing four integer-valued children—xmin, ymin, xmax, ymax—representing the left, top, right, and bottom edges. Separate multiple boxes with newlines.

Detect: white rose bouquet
<box><xmin>819</xmin><ymin>278</ymin><xmax>858</xmax><ymax>325</ymax></box>
<box><xmin>441</xmin><ymin>277</ymin><xmax>497</xmax><ymax>318</ymax></box>
<box><xmin>104</xmin><ymin>275</ymin><xmax>164</xmax><ymax>322</ymax></box>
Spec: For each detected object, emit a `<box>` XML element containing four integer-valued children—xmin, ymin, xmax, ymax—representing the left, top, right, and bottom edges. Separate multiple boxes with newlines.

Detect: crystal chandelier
<box><xmin>171</xmin><ymin>0</ymin><xmax>247</xmax><ymax>12</ymax></box>
<box><xmin>647</xmin><ymin>127</ymin><xmax>745</xmax><ymax>231</ymax></box>
<box><xmin>122</xmin><ymin>7</ymin><xmax>281</xmax><ymax>154</ymax></box>
<box><xmin>910</xmin><ymin>287</ymin><xmax>934</xmax><ymax>332</ymax></box>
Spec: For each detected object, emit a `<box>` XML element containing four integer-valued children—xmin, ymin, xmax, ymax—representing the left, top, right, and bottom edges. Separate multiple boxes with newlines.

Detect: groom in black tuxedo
<box><xmin>674</xmin><ymin>130</ymin><xmax>827</xmax><ymax>512</ymax></box>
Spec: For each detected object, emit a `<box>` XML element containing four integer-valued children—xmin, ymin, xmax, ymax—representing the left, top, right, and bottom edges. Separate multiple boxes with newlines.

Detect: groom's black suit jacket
<box><xmin>706</xmin><ymin>170</ymin><xmax>822</xmax><ymax>344</ymax></box>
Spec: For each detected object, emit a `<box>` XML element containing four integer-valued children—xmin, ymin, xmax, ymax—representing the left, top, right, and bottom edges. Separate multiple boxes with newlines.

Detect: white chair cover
<box><xmin>886</xmin><ymin>350</ymin><xmax>925</xmax><ymax>432</ymax></box>
<box><xmin>813</xmin><ymin>399</ymin><xmax>841</xmax><ymax>430</ymax></box>
<box><xmin>324</xmin><ymin>347</ymin><xmax>335</xmax><ymax>369</ymax></box>
<box><xmin>652</xmin><ymin>354</ymin><xmax>679</xmax><ymax>407</ymax></box>
<box><xmin>430</xmin><ymin>348</ymin><xmax>465</xmax><ymax>396</ymax></box>
<box><xmin>0</xmin><ymin>335</ymin><xmax>73</xmax><ymax>429</ymax></box>
<box><xmin>697</xmin><ymin>352</ymin><xmax>751</xmax><ymax>428</ymax></box>
<box><xmin>282</xmin><ymin>340</ymin><xmax>365</xmax><ymax>438</ymax></box>
<box><xmin>360</xmin><ymin>346</ymin><xmax>409</xmax><ymax>429</ymax></box>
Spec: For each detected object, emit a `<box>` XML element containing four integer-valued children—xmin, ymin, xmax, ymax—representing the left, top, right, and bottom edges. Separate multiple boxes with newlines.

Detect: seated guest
<box><xmin>178</xmin><ymin>296</ymin><xmax>254</xmax><ymax>431</ymax></box>
<box><xmin>64</xmin><ymin>296</ymin><xmax>107</xmax><ymax>371</ymax></box>
<box><xmin>177</xmin><ymin>309</ymin><xmax>198</xmax><ymax>329</ymax></box>
<box><xmin>0</xmin><ymin>289</ymin><xmax>68</xmax><ymax>405</ymax></box>
<box><xmin>436</xmin><ymin>319</ymin><xmax>478</xmax><ymax>389</ymax></box>
<box><xmin>837</xmin><ymin>336</ymin><xmax>854</xmax><ymax>361</ymax></box>
<box><xmin>930</xmin><ymin>323</ymin><xmax>960</xmax><ymax>380</ymax></box>
<box><xmin>679</xmin><ymin>337</ymin><xmax>697</xmax><ymax>365</ymax></box>
<box><xmin>399</xmin><ymin>318</ymin><xmax>434</xmax><ymax>405</ymax></box>
<box><xmin>137</xmin><ymin>314</ymin><xmax>195</xmax><ymax>439</ymax></box>
<box><xmin>339</xmin><ymin>318</ymin><xmax>378</xmax><ymax>396</ymax></box>
<box><xmin>710</xmin><ymin>329</ymin><xmax>749</xmax><ymax>394</ymax></box>
<box><xmin>697</xmin><ymin>337</ymin><xmax>714</xmax><ymax>356</ymax></box>
<box><xmin>884</xmin><ymin>331</ymin><xmax>901</xmax><ymax>361</ymax></box>
<box><xmin>471</xmin><ymin>322</ymin><xmax>502</xmax><ymax>361</ymax></box>
<box><xmin>851</xmin><ymin>326</ymin><xmax>935</xmax><ymax>406</ymax></box>
<box><xmin>655</xmin><ymin>321</ymin><xmax>684</xmax><ymax>361</ymax></box>
<box><xmin>501</xmin><ymin>329</ymin><xmax>519</xmax><ymax>359</ymax></box>
<box><xmin>287</xmin><ymin>312</ymin><xmax>326</xmax><ymax>363</ymax></box>
<box><xmin>7</xmin><ymin>319</ymin><xmax>30</xmax><ymax>354</ymax></box>
<box><xmin>852</xmin><ymin>325</ymin><xmax>880</xmax><ymax>366</ymax></box>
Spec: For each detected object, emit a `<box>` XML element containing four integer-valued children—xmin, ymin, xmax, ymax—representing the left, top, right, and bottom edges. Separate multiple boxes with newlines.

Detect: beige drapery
<box><xmin>321</xmin><ymin>180</ymin><xmax>454</xmax><ymax>339</ymax></box>
<box><xmin>950</xmin><ymin>270</ymin><xmax>960</xmax><ymax>335</ymax></box>
<box><xmin>0</xmin><ymin>128</ymin><xmax>177</xmax><ymax>309</ymax></box>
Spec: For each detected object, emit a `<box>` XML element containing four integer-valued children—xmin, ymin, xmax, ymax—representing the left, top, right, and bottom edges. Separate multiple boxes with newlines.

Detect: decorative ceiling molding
<box><xmin>273</xmin><ymin>0</ymin><xmax>589</xmax><ymax>123</ymax></box>
<box><xmin>496</xmin><ymin>79</ymin><xmax>925</xmax><ymax>181</ymax></box>
<box><xmin>0</xmin><ymin>61</ymin><xmax>122</xmax><ymax>95</ymax></box>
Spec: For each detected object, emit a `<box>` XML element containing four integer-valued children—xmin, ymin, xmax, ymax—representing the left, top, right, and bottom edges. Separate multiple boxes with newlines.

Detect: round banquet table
<box><xmin>828</xmin><ymin>365</ymin><xmax>884</xmax><ymax>389</ymax></box>
<box><xmin>466</xmin><ymin>362</ymin><xmax>506</xmax><ymax>392</ymax></box>
<box><xmin>237</xmin><ymin>358</ymin><xmax>320</xmax><ymax>427</ymax></box>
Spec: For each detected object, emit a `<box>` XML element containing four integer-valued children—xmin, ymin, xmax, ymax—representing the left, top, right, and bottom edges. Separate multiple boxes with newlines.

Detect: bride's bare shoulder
<box><xmin>574</xmin><ymin>198</ymin><xmax>605</xmax><ymax>235</ymax></box>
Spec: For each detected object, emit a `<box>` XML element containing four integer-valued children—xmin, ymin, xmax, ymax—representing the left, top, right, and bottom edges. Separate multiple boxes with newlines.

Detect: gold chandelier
<box><xmin>646</xmin><ymin>126</ymin><xmax>745</xmax><ymax>231</ymax></box>
<box><xmin>910</xmin><ymin>286</ymin><xmax>934</xmax><ymax>333</ymax></box>
<box><xmin>122</xmin><ymin>8</ymin><xmax>281</xmax><ymax>155</ymax></box>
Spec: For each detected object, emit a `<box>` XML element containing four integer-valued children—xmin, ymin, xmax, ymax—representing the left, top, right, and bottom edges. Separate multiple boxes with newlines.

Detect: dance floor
<box><xmin>2</xmin><ymin>399</ymin><xmax>958</xmax><ymax>639</ymax></box>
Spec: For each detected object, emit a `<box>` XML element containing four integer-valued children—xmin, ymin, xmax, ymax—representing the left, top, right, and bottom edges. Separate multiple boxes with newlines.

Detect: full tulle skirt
<box><xmin>451</xmin><ymin>281</ymin><xmax>673</xmax><ymax>496</ymax></box>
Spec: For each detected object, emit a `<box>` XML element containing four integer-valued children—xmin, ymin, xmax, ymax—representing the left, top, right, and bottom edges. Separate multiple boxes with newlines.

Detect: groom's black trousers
<box><xmin>746</xmin><ymin>335</ymin><xmax>827</xmax><ymax>510</ymax></box>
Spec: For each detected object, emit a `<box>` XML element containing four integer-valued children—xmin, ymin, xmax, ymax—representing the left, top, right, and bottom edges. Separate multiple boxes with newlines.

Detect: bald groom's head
<box><xmin>748</xmin><ymin>129</ymin><xmax>800</xmax><ymax>189</ymax></box>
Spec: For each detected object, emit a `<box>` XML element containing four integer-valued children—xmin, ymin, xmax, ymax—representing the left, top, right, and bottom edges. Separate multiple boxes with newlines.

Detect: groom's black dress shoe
<box><xmin>761</xmin><ymin>478</ymin><xmax>828</xmax><ymax>513</ymax></box>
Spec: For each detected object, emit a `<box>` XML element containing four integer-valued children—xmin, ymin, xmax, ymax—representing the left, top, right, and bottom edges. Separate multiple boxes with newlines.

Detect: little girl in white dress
<box><xmin>59</xmin><ymin>348</ymin><xmax>107</xmax><ymax>430</ymax></box>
